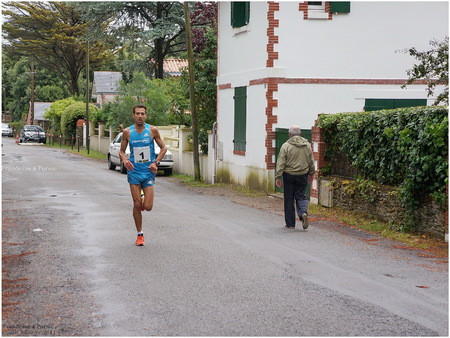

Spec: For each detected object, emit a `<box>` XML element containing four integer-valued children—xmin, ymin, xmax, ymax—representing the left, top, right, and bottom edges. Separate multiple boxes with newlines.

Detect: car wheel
<box><xmin>120</xmin><ymin>161</ymin><xmax>127</xmax><ymax>174</ymax></box>
<box><xmin>108</xmin><ymin>155</ymin><xmax>116</xmax><ymax>170</ymax></box>
<box><xmin>164</xmin><ymin>169</ymin><xmax>173</xmax><ymax>176</ymax></box>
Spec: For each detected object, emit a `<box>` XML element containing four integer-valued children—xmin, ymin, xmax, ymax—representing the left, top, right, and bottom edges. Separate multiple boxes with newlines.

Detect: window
<box><xmin>231</xmin><ymin>2</ymin><xmax>250</xmax><ymax>28</ymax></box>
<box><xmin>307</xmin><ymin>1</ymin><xmax>329</xmax><ymax>19</ymax></box>
<box><xmin>364</xmin><ymin>99</ymin><xmax>427</xmax><ymax>111</ymax></box>
<box><xmin>300</xmin><ymin>1</ymin><xmax>350</xmax><ymax>20</ymax></box>
<box><xmin>308</xmin><ymin>1</ymin><xmax>325</xmax><ymax>11</ymax></box>
<box><xmin>233</xmin><ymin>87</ymin><xmax>247</xmax><ymax>153</ymax></box>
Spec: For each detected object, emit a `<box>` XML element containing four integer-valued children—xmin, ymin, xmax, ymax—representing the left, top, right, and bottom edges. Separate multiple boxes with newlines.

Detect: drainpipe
<box><xmin>212</xmin><ymin>122</ymin><xmax>217</xmax><ymax>185</ymax></box>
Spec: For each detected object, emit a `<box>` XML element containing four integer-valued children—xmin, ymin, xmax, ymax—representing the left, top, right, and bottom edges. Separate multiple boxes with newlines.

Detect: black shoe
<box><xmin>285</xmin><ymin>225</ymin><xmax>295</xmax><ymax>229</ymax></box>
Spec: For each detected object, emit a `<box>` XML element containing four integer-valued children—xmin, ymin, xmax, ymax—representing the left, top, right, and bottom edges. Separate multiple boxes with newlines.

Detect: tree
<box><xmin>78</xmin><ymin>2</ymin><xmax>186</xmax><ymax>79</ymax></box>
<box><xmin>2</xmin><ymin>1</ymin><xmax>114</xmax><ymax>96</ymax></box>
<box><xmin>106</xmin><ymin>72</ymin><xmax>184</xmax><ymax>129</ymax></box>
<box><xmin>401</xmin><ymin>37</ymin><xmax>449</xmax><ymax>105</ymax></box>
<box><xmin>181</xmin><ymin>2</ymin><xmax>217</xmax><ymax>153</ymax></box>
<box><xmin>4</xmin><ymin>57</ymin><xmax>31</xmax><ymax>121</ymax></box>
<box><xmin>3</xmin><ymin>54</ymin><xmax>72</xmax><ymax>122</ymax></box>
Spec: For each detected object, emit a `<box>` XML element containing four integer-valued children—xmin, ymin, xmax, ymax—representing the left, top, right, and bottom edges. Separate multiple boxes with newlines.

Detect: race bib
<box><xmin>133</xmin><ymin>146</ymin><xmax>150</xmax><ymax>163</ymax></box>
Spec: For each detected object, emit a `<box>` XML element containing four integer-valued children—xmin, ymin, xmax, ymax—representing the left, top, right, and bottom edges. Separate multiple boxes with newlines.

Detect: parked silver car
<box><xmin>108</xmin><ymin>132</ymin><xmax>173</xmax><ymax>175</ymax></box>
<box><xmin>2</xmin><ymin>123</ymin><xmax>13</xmax><ymax>137</ymax></box>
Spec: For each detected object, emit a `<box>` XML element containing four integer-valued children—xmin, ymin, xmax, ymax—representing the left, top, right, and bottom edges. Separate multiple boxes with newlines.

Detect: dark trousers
<box><xmin>282</xmin><ymin>172</ymin><xmax>309</xmax><ymax>227</ymax></box>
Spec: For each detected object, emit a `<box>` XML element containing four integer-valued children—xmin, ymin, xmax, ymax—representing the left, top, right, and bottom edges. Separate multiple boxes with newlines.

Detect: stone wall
<box><xmin>322</xmin><ymin>177</ymin><xmax>448</xmax><ymax>240</ymax></box>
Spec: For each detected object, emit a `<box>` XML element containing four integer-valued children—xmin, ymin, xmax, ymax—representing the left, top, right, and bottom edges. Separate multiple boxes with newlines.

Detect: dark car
<box><xmin>2</xmin><ymin>123</ymin><xmax>13</xmax><ymax>137</ymax></box>
<box><xmin>20</xmin><ymin>125</ymin><xmax>46</xmax><ymax>144</ymax></box>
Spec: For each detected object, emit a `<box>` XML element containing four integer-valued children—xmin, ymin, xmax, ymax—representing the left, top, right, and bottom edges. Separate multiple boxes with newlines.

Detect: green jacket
<box><xmin>275</xmin><ymin>135</ymin><xmax>315</xmax><ymax>177</ymax></box>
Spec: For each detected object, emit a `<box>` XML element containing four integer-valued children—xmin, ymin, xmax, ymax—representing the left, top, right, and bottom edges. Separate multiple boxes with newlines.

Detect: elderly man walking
<box><xmin>275</xmin><ymin>125</ymin><xmax>315</xmax><ymax>229</ymax></box>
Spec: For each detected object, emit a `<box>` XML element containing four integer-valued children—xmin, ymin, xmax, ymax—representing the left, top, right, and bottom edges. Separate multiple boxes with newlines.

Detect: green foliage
<box><xmin>77</xmin><ymin>2</ymin><xmax>186</xmax><ymax>79</ymax></box>
<box><xmin>330</xmin><ymin>178</ymin><xmax>381</xmax><ymax>203</ymax></box>
<box><xmin>35</xmin><ymin>85</ymin><xmax>66</xmax><ymax>102</ymax></box>
<box><xmin>92</xmin><ymin>103</ymin><xmax>111</xmax><ymax>127</ymax></box>
<box><xmin>400</xmin><ymin>37</ymin><xmax>448</xmax><ymax>105</ymax></box>
<box><xmin>61</xmin><ymin>102</ymin><xmax>98</xmax><ymax>138</ymax></box>
<box><xmin>318</xmin><ymin>106</ymin><xmax>448</xmax><ymax>222</ymax></box>
<box><xmin>106</xmin><ymin>72</ymin><xmax>187</xmax><ymax>130</ymax></box>
<box><xmin>45</xmin><ymin>98</ymin><xmax>82</xmax><ymax>134</ymax></box>
<box><xmin>4</xmin><ymin>57</ymin><xmax>31</xmax><ymax>121</ymax></box>
<box><xmin>2</xmin><ymin>1</ymin><xmax>114</xmax><ymax>96</ymax></box>
<box><xmin>181</xmin><ymin>28</ymin><xmax>217</xmax><ymax>153</ymax></box>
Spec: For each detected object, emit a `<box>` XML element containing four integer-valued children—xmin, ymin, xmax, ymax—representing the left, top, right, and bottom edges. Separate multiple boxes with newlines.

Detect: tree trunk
<box><xmin>184</xmin><ymin>2</ymin><xmax>201</xmax><ymax>181</ymax></box>
<box><xmin>154</xmin><ymin>38</ymin><xmax>165</xmax><ymax>79</ymax></box>
<box><xmin>154</xmin><ymin>3</ymin><xmax>165</xmax><ymax>79</ymax></box>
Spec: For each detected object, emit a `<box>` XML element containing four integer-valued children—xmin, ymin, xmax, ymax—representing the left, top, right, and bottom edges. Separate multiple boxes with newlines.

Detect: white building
<box><xmin>216</xmin><ymin>1</ymin><xmax>448</xmax><ymax>192</ymax></box>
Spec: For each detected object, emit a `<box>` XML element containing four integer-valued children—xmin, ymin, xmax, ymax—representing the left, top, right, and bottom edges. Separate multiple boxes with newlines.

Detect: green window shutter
<box><xmin>394</xmin><ymin>99</ymin><xmax>427</xmax><ymax>108</ymax></box>
<box><xmin>234</xmin><ymin>87</ymin><xmax>247</xmax><ymax>152</ymax></box>
<box><xmin>231</xmin><ymin>2</ymin><xmax>250</xmax><ymax>28</ymax></box>
<box><xmin>365</xmin><ymin>99</ymin><xmax>395</xmax><ymax>111</ymax></box>
<box><xmin>330</xmin><ymin>2</ymin><xmax>351</xmax><ymax>13</ymax></box>
<box><xmin>365</xmin><ymin>99</ymin><xmax>427</xmax><ymax>111</ymax></box>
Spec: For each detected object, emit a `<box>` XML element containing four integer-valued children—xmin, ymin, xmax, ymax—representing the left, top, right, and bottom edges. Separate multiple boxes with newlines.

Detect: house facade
<box><xmin>216</xmin><ymin>1</ymin><xmax>448</xmax><ymax>193</ymax></box>
<box><xmin>92</xmin><ymin>71</ymin><xmax>123</xmax><ymax>107</ymax></box>
<box><xmin>25</xmin><ymin>102</ymin><xmax>51</xmax><ymax>130</ymax></box>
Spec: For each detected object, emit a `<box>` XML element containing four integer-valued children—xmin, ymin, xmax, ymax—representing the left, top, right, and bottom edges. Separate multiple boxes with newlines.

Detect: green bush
<box><xmin>317</xmin><ymin>106</ymin><xmax>448</xmax><ymax>217</ymax></box>
<box><xmin>44</xmin><ymin>98</ymin><xmax>81</xmax><ymax>134</ymax></box>
<box><xmin>61</xmin><ymin>102</ymin><xmax>98</xmax><ymax>138</ymax></box>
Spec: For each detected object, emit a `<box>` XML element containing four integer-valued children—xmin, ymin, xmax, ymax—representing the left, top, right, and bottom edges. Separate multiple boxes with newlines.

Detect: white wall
<box><xmin>275</xmin><ymin>83</ymin><xmax>441</xmax><ymax>129</ymax></box>
<box><xmin>276</xmin><ymin>2</ymin><xmax>448</xmax><ymax>79</ymax></box>
<box><xmin>218</xmin><ymin>2</ymin><xmax>269</xmax><ymax>78</ymax></box>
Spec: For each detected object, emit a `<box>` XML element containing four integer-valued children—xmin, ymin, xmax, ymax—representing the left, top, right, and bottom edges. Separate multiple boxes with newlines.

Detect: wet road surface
<box><xmin>2</xmin><ymin>137</ymin><xmax>448</xmax><ymax>336</ymax></box>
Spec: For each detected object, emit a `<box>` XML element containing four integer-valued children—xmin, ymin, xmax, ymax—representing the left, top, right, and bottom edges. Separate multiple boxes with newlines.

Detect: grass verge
<box><xmin>45</xmin><ymin>143</ymin><xmax>107</xmax><ymax>160</ymax></box>
<box><xmin>309</xmin><ymin>204</ymin><xmax>447</xmax><ymax>256</ymax></box>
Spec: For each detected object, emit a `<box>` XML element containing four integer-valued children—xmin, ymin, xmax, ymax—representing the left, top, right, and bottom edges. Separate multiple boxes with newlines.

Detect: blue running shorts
<box><xmin>127</xmin><ymin>170</ymin><xmax>156</xmax><ymax>188</ymax></box>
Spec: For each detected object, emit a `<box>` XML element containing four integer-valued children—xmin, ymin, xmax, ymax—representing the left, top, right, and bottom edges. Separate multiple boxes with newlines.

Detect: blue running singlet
<box><xmin>127</xmin><ymin>124</ymin><xmax>156</xmax><ymax>187</ymax></box>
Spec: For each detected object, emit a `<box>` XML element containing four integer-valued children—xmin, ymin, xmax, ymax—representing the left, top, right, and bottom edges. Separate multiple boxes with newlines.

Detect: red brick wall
<box><xmin>299</xmin><ymin>1</ymin><xmax>333</xmax><ymax>20</ymax></box>
<box><xmin>264</xmin><ymin>2</ymin><xmax>280</xmax><ymax>170</ymax></box>
<box><xmin>310</xmin><ymin>120</ymin><xmax>329</xmax><ymax>200</ymax></box>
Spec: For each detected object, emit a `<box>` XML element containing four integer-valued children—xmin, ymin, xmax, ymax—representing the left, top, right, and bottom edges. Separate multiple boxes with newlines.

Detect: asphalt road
<box><xmin>2</xmin><ymin>137</ymin><xmax>448</xmax><ymax>336</ymax></box>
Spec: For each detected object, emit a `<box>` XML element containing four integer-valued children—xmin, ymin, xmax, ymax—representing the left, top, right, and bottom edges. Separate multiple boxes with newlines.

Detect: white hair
<box><xmin>288</xmin><ymin>125</ymin><xmax>301</xmax><ymax>136</ymax></box>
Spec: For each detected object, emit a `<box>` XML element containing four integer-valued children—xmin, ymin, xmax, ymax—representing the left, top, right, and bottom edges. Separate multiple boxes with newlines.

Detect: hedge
<box><xmin>317</xmin><ymin>106</ymin><xmax>448</xmax><ymax>216</ymax></box>
<box><xmin>61</xmin><ymin>102</ymin><xmax>99</xmax><ymax>139</ymax></box>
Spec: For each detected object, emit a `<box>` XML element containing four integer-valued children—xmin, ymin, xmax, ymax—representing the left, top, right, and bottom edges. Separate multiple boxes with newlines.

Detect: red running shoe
<box><xmin>135</xmin><ymin>235</ymin><xmax>145</xmax><ymax>246</ymax></box>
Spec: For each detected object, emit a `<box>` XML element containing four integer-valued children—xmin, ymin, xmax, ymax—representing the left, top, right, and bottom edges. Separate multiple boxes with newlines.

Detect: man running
<box><xmin>119</xmin><ymin>105</ymin><xmax>167</xmax><ymax>246</ymax></box>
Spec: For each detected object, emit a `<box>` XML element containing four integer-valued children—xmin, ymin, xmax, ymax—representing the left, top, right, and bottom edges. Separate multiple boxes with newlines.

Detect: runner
<box><xmin>119</xmin><ymin>105</ymin><xmax>167</xmax><ymax>246</ymax></box>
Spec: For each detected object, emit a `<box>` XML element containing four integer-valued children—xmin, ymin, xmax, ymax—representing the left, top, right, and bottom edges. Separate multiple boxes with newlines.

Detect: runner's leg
<box><xmin>130</xmin><ymin>184</ymin><xmax>143</xmax><ymax>232</ymax></box>
<box><xmin>142</xmin><ymin>185</ymin><xmax>154</xmax><ymax>211</ymax></box>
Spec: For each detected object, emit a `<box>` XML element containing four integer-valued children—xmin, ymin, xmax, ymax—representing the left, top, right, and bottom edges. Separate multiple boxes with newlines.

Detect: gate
<box><xmin>274</xmin><ymin>128</ymin><xmax>311</xmax><ymax>196</ymax></box>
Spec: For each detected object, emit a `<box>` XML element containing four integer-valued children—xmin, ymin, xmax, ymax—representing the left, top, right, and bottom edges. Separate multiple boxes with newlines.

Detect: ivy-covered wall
<box><xmin>316</xmin><ymin>106</ymin><xmax>448</xmax><ymax>235</ymax></box>
<box><xmin>324</xmin><ymin>178</ymin><xmax>447</xmax><ymax>239</ymax></box>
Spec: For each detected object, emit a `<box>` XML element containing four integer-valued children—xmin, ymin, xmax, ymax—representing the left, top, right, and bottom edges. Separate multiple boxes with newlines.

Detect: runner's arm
<box><xmin>120</xmin><ymin>128</ymin><xmax>134</xmax><ymax>171</ymax></box>
<box><xmin>152</xmin><ymin>126</ymin><xmax>167</xmax><ymax>163</ymax></box>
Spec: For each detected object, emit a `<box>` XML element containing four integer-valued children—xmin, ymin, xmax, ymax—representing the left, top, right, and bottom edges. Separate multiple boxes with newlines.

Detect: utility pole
<box><xmin>184</xmin><ymin>2</ymin><xmax>201</xmax><ymax>181</ymax></box>
<box><xmin>30</xmin><ymin>58</ymin><xmax>35</xmax><ymax>125</ymax></box>
<box><xmin>85</xmin><ymin>40</ymin><xmax>90</xmax><ymax>154</ymax></box>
